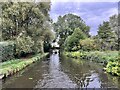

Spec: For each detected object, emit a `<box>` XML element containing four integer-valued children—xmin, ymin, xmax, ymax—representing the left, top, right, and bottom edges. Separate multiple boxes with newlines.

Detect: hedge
<box><xmin>0</xmin><ymin>41</ymin><xmax>15</xmax><ymax>62</ymax></box>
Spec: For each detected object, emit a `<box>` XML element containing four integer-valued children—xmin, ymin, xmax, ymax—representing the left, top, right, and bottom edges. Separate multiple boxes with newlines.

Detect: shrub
<box><xmin>0</xmin><ymin>41</ymin><xmax>15</xmax><ymax>62</ymax></box>
<box><xmin>15</xmin><ymin>36</ymin><xmax>34</xmax><ymax>57</ymax></box>
<box><xmin>106</xmin><ymin>57</ymin><xmax>120</xmax><ymax>76</ymax></box>
<box><xmin>65</xmin><ymin>51</ymin><xmax>118</xmax><ymax>66</ymax></box>
<box><xmin>79</xmin><ymin>38</ymin><xmax>99</xmax><ymax>51</ymax></box>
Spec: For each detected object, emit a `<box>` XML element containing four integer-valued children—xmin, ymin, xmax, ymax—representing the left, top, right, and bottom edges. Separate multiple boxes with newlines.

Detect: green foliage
<box><xmin>97</xmin><ymin>21</ymin><xmax>117</xmax><ymax>51</ymax></box>
<box><xmin>65</xmin><ymin>51</ymin><xmax>119</xmax><ymax>76</ymax></box>
<box><xmin>0</xmin><ymin>53</ymin><xmax>48</xmax><ymax>78</ymax></box>
<box><xmin>81</xmin><ymin>51</ymin><xmax>118</xmax><ymax>64</ymax></box>
<box><xmin>109</xmin><ymin>15</ymin><xmax>119</xmax><ymax>50</ymax></box>
<box><xmin>0</xmin><ymin>41</ymin><xmax>14</xmax><ymax>62</ymax></box>
<box><xmin>15</xmin><ymin>34</ymin><xmax>34</xmax><ymax>57</ymax></box>
<box><xmin>79</xmin><ymin>38</ymin><xmax>99</xmax><ymax>51</ymax></box>
<box><xmin>65</xmin><ymin>51</ymin><xmax>118</xmax><ymax>65</ymax></box>
<box><xmin>106</xmin><ymin>57</ymin><xmax>120</xmax><ymax>76</ymax></box>
<box><xmin>1</xmin><ymin>2</ymin><xmax>54</xmax><ymax>56</ymax></box>
<box><xmin>54</xmin><ymin>14</ymin><xmax>90</xmax><ymax>47</ymax></box>
<box><xmin>65</xmin><ymin>51</ymin><xmax>81</xmax><ymax>58</ymax></box>
<box><xmin>64</xmin><ymin>28</ymin><xmax>87</xmax><ymax>51</ymax></box>
<box><xmin>98</xmin><ymin>21</ymin><xmax>111</xmax><ymax>39</ymax></box>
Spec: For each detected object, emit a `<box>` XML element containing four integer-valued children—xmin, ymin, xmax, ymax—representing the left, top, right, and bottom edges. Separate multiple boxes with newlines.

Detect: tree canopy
<box><xmin>1</xmin><ymin>1</ymin><xmax>54</xmax><ymax>57</ymax></box>
<box><xmin>97</xmin><ymin>20</ymin><xmax>117</xmax><ymax>50</ymax></box>
<box><xmin>53</xmin><ymin>14</ymin><xmax>90</xmax><ymax>48</ymax></box>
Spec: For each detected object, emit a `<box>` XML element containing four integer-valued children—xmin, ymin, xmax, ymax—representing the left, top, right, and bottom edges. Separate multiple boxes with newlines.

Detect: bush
<box><xmin>65</xmin><ymin>51</ymin><xmax>81</xmax><ymax>58</ymax></box>
<box><xmin>15</xmin><ymin>36</ymin><xmax>34</xmax><ymax>57</ymax></box>
<box><xmin>65</xmin><ymin>51</ymin><xmax>118</xmax><ymax>65</ymax></box>
<box><xmin>0</xmin><ymin>41</ymin><xmax>15</xmax><ymax>62</ymax></box>
<box><xmin>79</xmin><ymin>38</ymin><xmax>99</xmax><ymax>51</ymax></box>
<box><xmin>106</xmin><ymin>57</ymin><xmax>120</xmax><ymax>76</ymax></box>
<box><xmin>80</xmin><ymin>51</ymin><xmax>118</xmax><ymax>64</ymax></box>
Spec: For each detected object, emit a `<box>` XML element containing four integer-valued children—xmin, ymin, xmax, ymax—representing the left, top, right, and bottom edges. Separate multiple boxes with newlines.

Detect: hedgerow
<box><xmin>0</xmin><ymin>41</ymin><xmax>15</xmax><ymax>62</ymax></box>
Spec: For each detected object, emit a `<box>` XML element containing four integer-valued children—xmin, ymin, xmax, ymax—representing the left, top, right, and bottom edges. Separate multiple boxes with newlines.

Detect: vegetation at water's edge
<box><xmin>0</xmin><ymin>1</ymin><xmax>119</xmax><ymax>80</ymax></box>
<box><xmin>54</xmin><ymin>13</ymin><xmax>119</xmax><ymax>77</ymax></box>
<box><xmin>0</xmin><ymin>1</ymin><xmax>54</xmax><ymax>79</ymax></box>
<box><xmin>105</xmin><ymin>57</ymin><xmax>120</xmax><ymax>76</ymax></box>
<box><xmin>64</xmin><ymin>51</ymin><xmax>120</xmax><ymax>76</ymax></box>
<box><xmin>0</xmin><ymin>53</ymin><xmax>48</xmax><ymax>79</ymax></box>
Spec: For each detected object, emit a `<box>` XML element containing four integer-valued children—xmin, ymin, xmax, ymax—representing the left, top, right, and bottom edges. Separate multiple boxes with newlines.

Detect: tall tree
<box><xmin>53</xmin><ymin>14</ymin><xmax>90</xmax><ymax>47</ymax></box>
<box><xmin>1</xmin><ymin>1</ymin><xmax>54</xmax><ymax>56</ymax></box>
<box><xmin>109</xmin><ymin>15</ymin><xmax>119</xmax><ymax>50</ymax></box>
<box><xmin>97</xmin><ymin>21</ymin><xmax>116</xmax><ymax>50</ymax></box>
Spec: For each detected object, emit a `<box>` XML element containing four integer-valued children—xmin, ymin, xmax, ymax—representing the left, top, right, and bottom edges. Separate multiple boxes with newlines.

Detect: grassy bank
<box><xmin>65</xmin><ymin>51</ymin><xmax>120</xmax><ymax>76</ymax></box>
<box><xmin>0</xmin><ymin>53</ymin><xmax>48</xmax><ymax>79</ymax></box>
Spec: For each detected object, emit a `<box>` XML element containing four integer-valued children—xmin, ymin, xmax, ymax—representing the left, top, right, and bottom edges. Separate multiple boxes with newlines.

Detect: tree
<box><xmin>79</xmin><ymin>38</ymin><xmax>98</xmax><ymax>51</ymax></box>
<box><xmin>15</xmin><ymin>31</ymin><xmax>34</xmax><ymax>57</ymax></box>
<box><xmin>64</xmin><ymin>28</ymin><xmax>87</xmax><ymax>51</ymax></box>
<box><xmin>1</xmin><ymin>1</ymin><xmax>54</xmax><ymax>56</ymax></box>
<box><xmin>109</xmin><ymin>15</ymin><xmax>119</xmax><ymax>50</ymax></box>
<box><xmin>97</xmin><ymin>21</ymin><xmax>116</xmax><ymax>50</ymax></box>
<box><xmin>53</xmin><ymin>14</ymin><xmax>90</xmax><ymax>47</ymax></box>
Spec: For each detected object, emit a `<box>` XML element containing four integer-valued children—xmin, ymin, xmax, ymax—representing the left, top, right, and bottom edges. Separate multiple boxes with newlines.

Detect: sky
<box><xmin>50</xmin><ymin>0</ymin><xmax>118</xmax><ymax>36</ymax></box>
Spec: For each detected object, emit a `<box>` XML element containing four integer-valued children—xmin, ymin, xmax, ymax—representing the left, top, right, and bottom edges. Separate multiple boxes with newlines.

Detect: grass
<box><xmin>0</xmin><ymin>53</ymin><xmax>48</xmax><ymax>79</ymax></box>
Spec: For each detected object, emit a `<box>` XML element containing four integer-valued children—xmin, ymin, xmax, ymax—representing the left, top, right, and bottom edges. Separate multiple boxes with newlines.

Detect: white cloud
<box><xmin>50</xmin><ymin>1</ymin><xmax>118</xmax><ymax>36</ymax></box>
<box><xmin>51</xmin><ymin>0</ymin><xmax>119</xmax><ymax>2</ymax></box>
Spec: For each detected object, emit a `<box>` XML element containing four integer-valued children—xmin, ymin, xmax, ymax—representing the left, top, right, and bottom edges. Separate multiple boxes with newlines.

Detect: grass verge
<box><xmin>0</xmin><ymin>53</ymin><xmax>48</xmax><ymax>79</ymax></box>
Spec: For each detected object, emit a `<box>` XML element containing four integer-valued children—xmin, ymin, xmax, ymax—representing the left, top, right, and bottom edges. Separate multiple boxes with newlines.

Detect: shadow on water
<box><xmin>1</xmin><ymin>50</ymin><xmax>120</xmax><ymax>89</ymax></box>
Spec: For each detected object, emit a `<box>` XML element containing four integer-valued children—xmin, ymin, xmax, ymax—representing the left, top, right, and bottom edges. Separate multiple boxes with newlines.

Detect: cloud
<box><xmin>50</xmin><ymin>2</ymin><xmax>118</xmax><ymax>36</ymax></box>
<box><xmin>51</xmin><ymin>0</ymin><xmax>119</xmax><ymax>2</ymax></box>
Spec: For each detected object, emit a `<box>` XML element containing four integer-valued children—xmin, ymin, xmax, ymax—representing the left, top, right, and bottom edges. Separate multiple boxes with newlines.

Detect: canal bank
<box><xmin>1</xmin><ymin>52</ymin><xmax>120</xmax><ymax>89</ymax></box>
<box><xmin>0</xmin><ymin>53</ymin><xmax>48</xmax><ymax>79</ymax></box>
<box><xmin>64</xmin><ymin>51</ymin><xmax>120</xmax><ymax>76</ymax></box>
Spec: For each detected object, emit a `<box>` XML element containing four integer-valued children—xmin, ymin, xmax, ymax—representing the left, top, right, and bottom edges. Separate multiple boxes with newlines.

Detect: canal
<box><xmin>1</xmin><ymin>51</ymin><xmax>120</xmax><ymax>89</ymax></box>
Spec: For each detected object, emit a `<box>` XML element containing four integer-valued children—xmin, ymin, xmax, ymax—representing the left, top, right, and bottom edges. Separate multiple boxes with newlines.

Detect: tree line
<box><xmin>53</xmin><ymin>14</ymin><xmax>119</xmax><ymax>52</ymax></box>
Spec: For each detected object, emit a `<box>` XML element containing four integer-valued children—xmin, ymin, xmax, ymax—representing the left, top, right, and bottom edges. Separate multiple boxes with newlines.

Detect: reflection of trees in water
<box><xmin>60</xmin><ymin>55</ymin><xmax>94</xmax><ymax>88</ymax></box>
<box><xmin>60</xmin><ymin>55</ymin><xmax>120</xmax><ymax>88</ymax></box>
<box><xmin>74</xmin><ymin>74</ymin><xmax>91</xmax><ymax>88</ymax></box>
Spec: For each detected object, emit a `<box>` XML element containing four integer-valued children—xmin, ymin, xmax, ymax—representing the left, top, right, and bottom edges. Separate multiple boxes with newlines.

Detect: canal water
<box><xmin>1</xmin><ymin>51</ymin><xmax>120</xmax><ymax>89</ymax></box>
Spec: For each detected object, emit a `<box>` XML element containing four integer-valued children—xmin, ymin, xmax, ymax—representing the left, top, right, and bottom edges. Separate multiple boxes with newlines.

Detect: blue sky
<box><xmin>50</xmin><ymin>1</ymin><xmax>118</xmax><ymax>36</ymax></box>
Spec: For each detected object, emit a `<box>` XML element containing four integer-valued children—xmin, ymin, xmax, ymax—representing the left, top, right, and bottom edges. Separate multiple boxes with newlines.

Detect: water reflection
<box><xmin>2</xmin><ymin>51</ymin><xmax>120</xmax><ymax>89</ymax></box>
<box><xmin>60</xmin><ymin>55</ymin><xmax>119</xmax><ymax>88</ymax></box>
<box><xmin>50</xmin><ymin>53</ymin><xmax>60</xmax><ymax>71</ymax></box>
<box><xmin>35</xmin><ymin>52</ymin><xmax>77</xmax><ymax>88</ymax></box>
